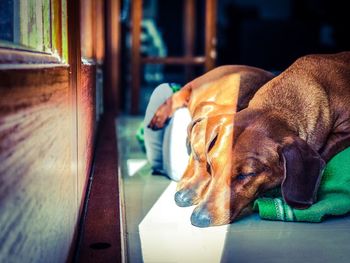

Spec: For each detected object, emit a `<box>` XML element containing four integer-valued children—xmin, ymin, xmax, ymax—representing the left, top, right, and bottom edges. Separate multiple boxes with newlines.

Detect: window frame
<box><xmin>0</xmin><ymin>0</ymin><xmax>68</xmax><ymax>65</ymax></box>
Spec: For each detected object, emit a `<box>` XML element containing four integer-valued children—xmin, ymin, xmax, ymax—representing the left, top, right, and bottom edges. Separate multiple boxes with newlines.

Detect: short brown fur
<box><xmin>149</xmin><ymin>66</ymin><xmax>275</xmax><ymax>207</ymax></box>
<box><xmin>191</xmin><ymin>52</ymin><xmax>350</xmax><ymax>227</ymax></box>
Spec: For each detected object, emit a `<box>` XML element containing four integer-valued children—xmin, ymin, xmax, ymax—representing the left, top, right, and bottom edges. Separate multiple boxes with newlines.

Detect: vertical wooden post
<box><xmin>204</xmin><ymin>0</ymin><xmax>217</xmax><ymax>72</ymax></box>
<box><xmin>91</xmin><ymin>0</ymin><xmax>97</xmax><ymax>60</ymax></box>
<box><xmin>51</xmin><ymin>0</ymin><xmax>63</xmax><ymax>55</ymax></box>
<box><xmin>80</xmin><ymin>0</ymin><xmax>93</xmax><ymax>59</ymax></box>
<box><xmin>131</xmin><ymin>0</ymin><xmax>142</xmax><ymax>114</ymax></box>
<box><xmin>105</xmin><ymin>0</ymin><xmax>121</xmax><ymax>114</ymax></box>
<box><xmin>67</xmin><ymin>0</ymin><xmax>81</xmax><ymax>232</ymax></box>
<box><xmin>184</xmin><ymin>0</ymin><xmax>196</xmax><ymax>82</ymax></box>
<box><xmin>94</xmin><ymin>0</ymin><xmax>105</xmax><ymax>63</ymax></box>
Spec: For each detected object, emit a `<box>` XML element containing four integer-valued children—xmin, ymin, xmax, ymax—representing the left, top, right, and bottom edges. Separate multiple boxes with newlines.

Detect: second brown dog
<box><xmin>191</xmin><ymin>52</ymin><xmax>350</xmax><ymax>227</ymax></box>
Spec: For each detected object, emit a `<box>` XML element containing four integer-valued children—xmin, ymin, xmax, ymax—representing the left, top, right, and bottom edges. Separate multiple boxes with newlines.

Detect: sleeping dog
<box><xmin>149</xmin><ymin>52</ymin><xmax>350</xmax><ymax>228</ymax></box>
<box><xmin>190</xmin><ymin>52</ymin><xmax>350</xmax><ymax>227</ymax></box>
<box><xmin>148</xmin><ymin>65</ymin><xmax>274</xmax><ymax>207</ymax></box>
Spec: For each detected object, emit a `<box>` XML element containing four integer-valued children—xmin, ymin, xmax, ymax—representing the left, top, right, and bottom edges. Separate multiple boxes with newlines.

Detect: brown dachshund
<box><xmin>148</xmin><ymin>65</ymin><xmax>274</xmax><ymax>129</ymax></box>
<box><xmin>148</xmin><ymin>66</ymin><xmax>275</xmax><ymax>207</ymax></box>
<box><xmin>191</xmin><ymin>52</ymin><xmax>350</xmax><ymax>227</ymax></box>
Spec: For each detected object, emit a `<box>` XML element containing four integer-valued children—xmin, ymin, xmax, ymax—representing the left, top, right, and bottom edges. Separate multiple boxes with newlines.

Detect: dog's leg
<box><xmin>148</xmin><ymin>87</ymin><xmax>191</xmax><ymax>130</ymax></box>
<box><xmin>148</xmin><ymin>66</ymin><xmax>274</xmax><ymax>130</ymax></box>
<box><xmin>320</xmin><ymin>131</ymin><xmax>350</xmax><ymax>162</ymax></box>
<box><xmin>147</xmin><ymin>67</ymin><xmax>237</xmax><ymax>130</ymax></box>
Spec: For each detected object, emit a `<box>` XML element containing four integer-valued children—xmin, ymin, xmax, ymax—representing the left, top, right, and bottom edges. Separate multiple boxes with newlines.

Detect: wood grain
<box><xmin>77</xmin><ymin>63</ymin><xmax>97</xmax><ymax>207</ymax></box>
<box><xmin>0</xmin><ymin>49</ymin><xmax>60</xmax><ymax>64</ymax></box>
<box><xmin>0</xmin><ymin>66</ymin><xmax>78</xmax><ymax>263</ymax></box>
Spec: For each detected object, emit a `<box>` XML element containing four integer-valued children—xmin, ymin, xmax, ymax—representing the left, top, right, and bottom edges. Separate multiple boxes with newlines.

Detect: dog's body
<box><xmin>248</xmin><ymin>52</ymin><xmax>350</xmax><ymax>161</ymax></box>
<box><xmin>190</xmin><ymin>52</ymin><xmax>350</xmax><ymax>227</ymax></box>
<box><xmin>148</xmin><ymin>65</ymin><xmax>275</xmax><ymax>207</ymax></box>
<box><xmin>148</xmin><ymin>65</ymin><xmax>275</xmax><ymax>129</ymax></box>
<box><xmin>148</xmin><ymin>52</ymin><xmax>350</xmax><ymax>228</ymax></box>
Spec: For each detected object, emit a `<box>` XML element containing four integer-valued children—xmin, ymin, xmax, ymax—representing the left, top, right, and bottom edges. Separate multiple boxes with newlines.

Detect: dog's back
<box><xmin>248</xmin><ymin>52</ymin><xmax>350</xmax><ymax>152</ymax></box>
<box><xmin>188</xmin><ymin>66</ymin><xmax>274</xmax><ymax>114</ymax></box>
<box><xmin>309</xmin><ymin>52</ymin><xmax>350</xmax><ymax>128</ymax></box>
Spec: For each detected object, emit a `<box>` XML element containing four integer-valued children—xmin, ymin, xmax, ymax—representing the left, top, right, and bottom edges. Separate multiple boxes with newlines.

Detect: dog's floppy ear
<box><xmin>280</xmin><ymin>137</ymin><xmax>325</xmax><ymax>209</ymax></box>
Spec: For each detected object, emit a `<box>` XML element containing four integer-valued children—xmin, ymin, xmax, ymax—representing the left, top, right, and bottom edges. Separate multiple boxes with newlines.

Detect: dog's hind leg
<box><xmin>320</xmin><ymin>132</ymin><xmax>350</xmax><ymax>162</ymax></box>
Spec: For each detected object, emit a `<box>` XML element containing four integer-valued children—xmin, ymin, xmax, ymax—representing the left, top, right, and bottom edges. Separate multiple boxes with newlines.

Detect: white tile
<box><xmin>127</xmin><ymin>159</ymin><xmax>148</xmax><ymax>177</ymax></box>
<box><xmin>139</xmin><ymin>182</ymin><xmax>228</xmax><ymax>263</ymax></box>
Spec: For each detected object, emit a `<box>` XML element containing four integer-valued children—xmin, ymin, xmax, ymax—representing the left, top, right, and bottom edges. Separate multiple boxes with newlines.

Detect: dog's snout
<box><xmin>190</xmin><ymin>207</ymin><xmax>212</xmax><ymax>227</ymax></box>
<box><xmin>174</xmin><ymin>189</ymin><xmax>196</xmax><ymax>207</ymax></box>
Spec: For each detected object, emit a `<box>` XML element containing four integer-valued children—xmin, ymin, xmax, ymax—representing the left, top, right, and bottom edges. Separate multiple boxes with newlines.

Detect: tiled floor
<box><xmin>116</xmin><ymin>116</ymin><xmax>350</xmax><ymax>263</ymax></box>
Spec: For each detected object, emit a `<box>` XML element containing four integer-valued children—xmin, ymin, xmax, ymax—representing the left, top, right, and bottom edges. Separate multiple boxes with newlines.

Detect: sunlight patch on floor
<box><xmin>127</xmin><ymin>159</ymin><xmax>148</xmax><ymax>177</ymax></box>
<box><xmin>139</xmin><ymin>181</ymin><xmax>228</xmax><ymax>263</ymax></box>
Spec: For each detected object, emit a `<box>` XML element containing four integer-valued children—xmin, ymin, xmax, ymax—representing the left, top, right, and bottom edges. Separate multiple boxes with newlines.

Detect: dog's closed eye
<box><xmin>207</xmin><ymin>133</ymin><xmax>218</xmax><ymax>152</ymax></box>
<box><xmin>237</xmin><ymin>172</ymin><xmax>257</xmax><ymax>180</ymax></box>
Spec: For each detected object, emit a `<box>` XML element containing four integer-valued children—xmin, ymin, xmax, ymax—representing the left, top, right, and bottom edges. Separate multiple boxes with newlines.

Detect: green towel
<box><xmin>136</xmin><ymin>121</ymin><xmax>146</xmax><ymax>152</ymax></box>
<box><xmin>253</xmin><ymin>147</ymin><xmax>350</xmax><ymax>222</ymax></box>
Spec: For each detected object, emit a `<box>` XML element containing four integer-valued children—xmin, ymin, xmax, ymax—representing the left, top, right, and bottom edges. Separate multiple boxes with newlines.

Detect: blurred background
<box><xmin>119</xmin><ymin>0</ymin><xmax>349</xmax><ymax>114</ymax></box>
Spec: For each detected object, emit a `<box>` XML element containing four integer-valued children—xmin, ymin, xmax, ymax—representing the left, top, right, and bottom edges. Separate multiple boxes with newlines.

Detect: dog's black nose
<box><xmin>174</xmin><ymin>189</ymin><xmax>195</xmax><ymax>207</ymax></box>
<box><xmin>190</xmin><ymin>207</ymin><xmax>212</xmax><ymax>227</ymax></box>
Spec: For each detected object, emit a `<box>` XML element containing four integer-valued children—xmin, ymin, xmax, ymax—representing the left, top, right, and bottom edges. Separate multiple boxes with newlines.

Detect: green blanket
<box><xmin>254</xmin><ymin>147</ymin><xmax>350</xmax><ymax>222</ymax></box>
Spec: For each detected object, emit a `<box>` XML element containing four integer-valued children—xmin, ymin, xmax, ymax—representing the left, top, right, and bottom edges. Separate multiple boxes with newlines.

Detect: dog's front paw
<box><xmin>174</xmin><ymin>189</ymin><xmax>197</xmax><ymax>207</ymax></box>
<box><xmin>148</xmin><ymin>101</ymin><xmax>172</xmax><ymax>130</ymax></box>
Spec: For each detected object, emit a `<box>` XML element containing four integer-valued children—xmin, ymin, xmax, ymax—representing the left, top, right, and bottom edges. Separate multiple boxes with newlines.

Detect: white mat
<box><xmin>139</xmin><ymin>182</ymin><xmax>228</xmax><ymax>263</ymax></box>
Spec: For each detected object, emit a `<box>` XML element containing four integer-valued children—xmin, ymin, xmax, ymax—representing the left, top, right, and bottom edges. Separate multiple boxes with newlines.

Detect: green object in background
<box><xmin>169</xmin><ymin>83</ymin><xmax>182</xmax><ymax>93</ymax></box>
<box><xmin>254</xmin><ymin>147</ymin><xmax>350</xmax><ymax>222</ymax></box>
<box><xmin>136</xmin><ymin>121</ymin><xmax>145</xmax><ymax>151</ymax></box>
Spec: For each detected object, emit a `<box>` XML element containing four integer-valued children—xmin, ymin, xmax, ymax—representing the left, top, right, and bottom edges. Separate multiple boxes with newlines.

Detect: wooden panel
<box><xmin>77</xmin><ymin>63</ymin><xmax>96</xmax><ymax>206</ymax></box>
<box><xmin>0</xmin><ymin>49</ymin><xmax>60</xmax><ymax>64</ymax></box>
<box><xmin>0</xmin><ymin>66</ymin><xmax>77</xmax><ymax>263</ymax></box>
<box><xmin>66</xmin><ymin>0</ymin><xmax>81</xmax><ymax>232</ymax></box>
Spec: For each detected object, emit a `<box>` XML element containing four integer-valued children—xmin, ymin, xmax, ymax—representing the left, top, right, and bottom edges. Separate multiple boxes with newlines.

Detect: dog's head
<box><xmin>191</xmin><ymin>109</ymin><xmax>325</xmax><ymax>227</ymax></box>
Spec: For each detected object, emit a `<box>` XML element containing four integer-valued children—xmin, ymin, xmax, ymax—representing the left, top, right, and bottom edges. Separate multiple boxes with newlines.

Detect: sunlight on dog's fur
<box><xmin>150</xmin><ymin>52</ymin><xmax>350</xmax><ymax>227</ymax></box>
